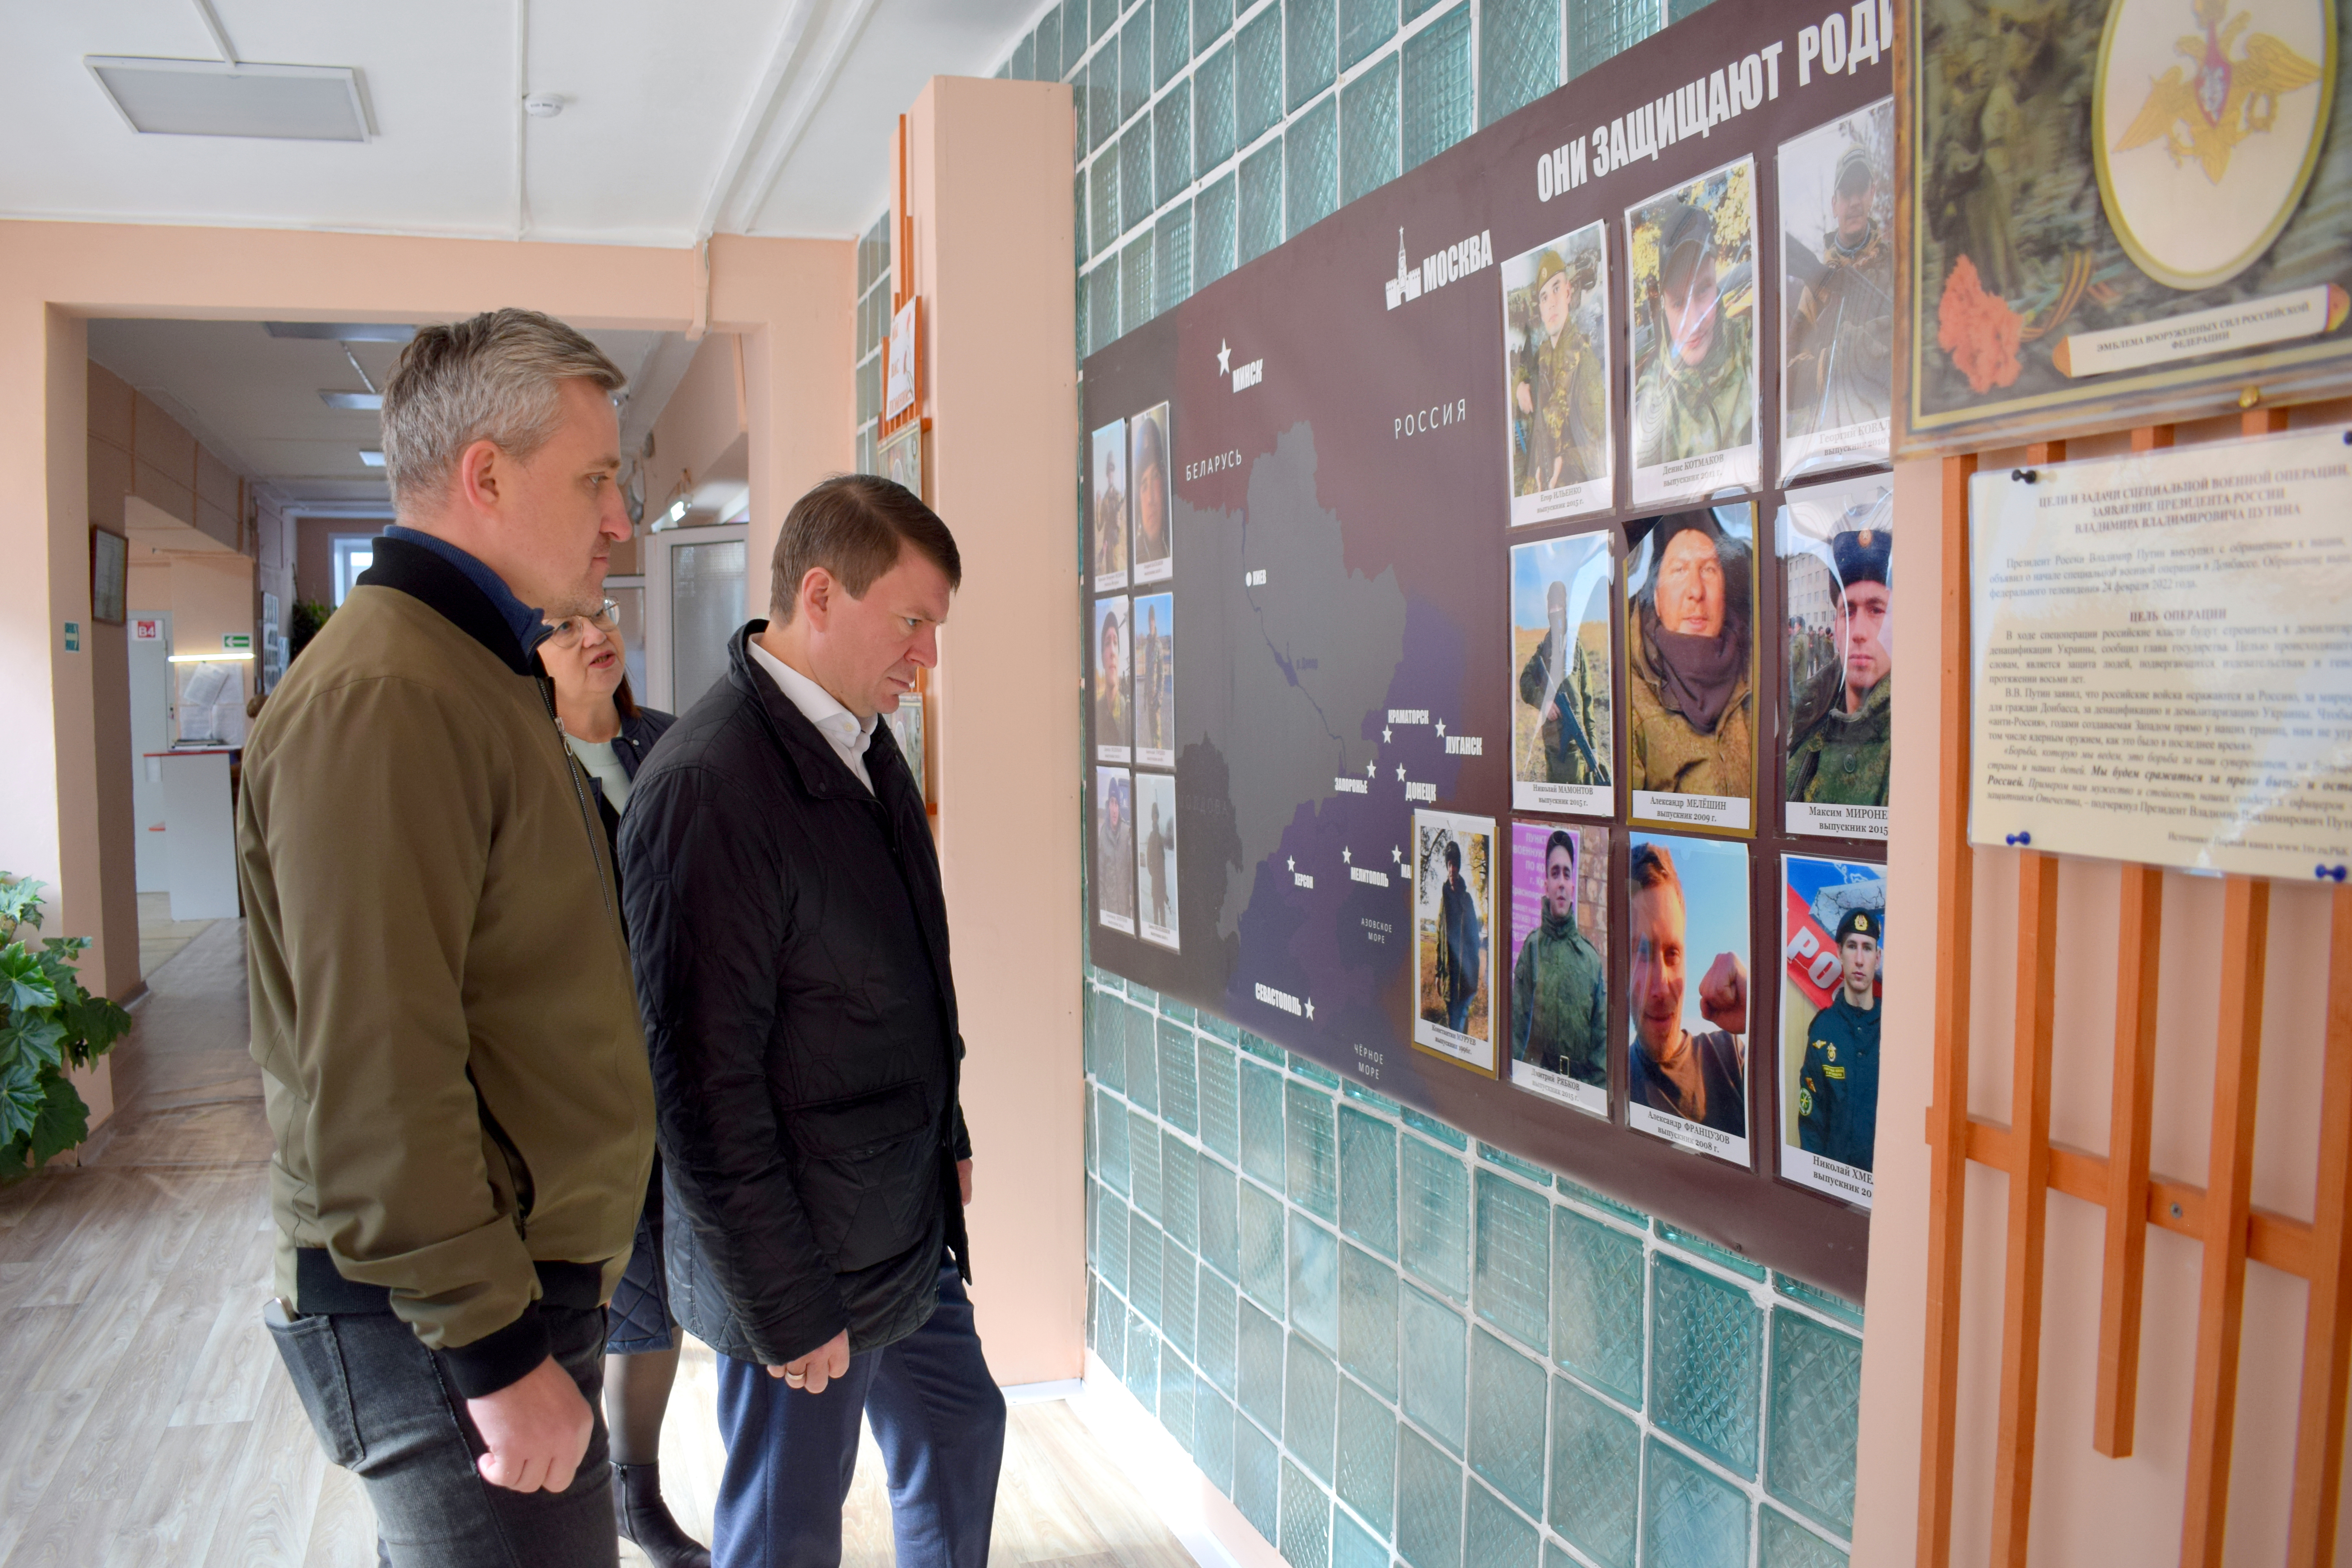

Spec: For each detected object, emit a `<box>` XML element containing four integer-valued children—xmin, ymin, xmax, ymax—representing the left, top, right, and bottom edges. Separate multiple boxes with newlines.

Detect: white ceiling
<box><xmin>87</xmin><ymin>318</ymin><xmax>672</xmax><ymax>516</ymax></box>
<box><xmin>7</xmin><ymin>0</ymin><xmax>1045</xmax><ymax>246</ymax></box>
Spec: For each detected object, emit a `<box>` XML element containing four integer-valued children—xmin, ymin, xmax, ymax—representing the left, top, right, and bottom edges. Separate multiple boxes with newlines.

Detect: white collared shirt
<box><xmin>747</xmin><ymin>635</ymin><xmax>877</xmax><ymax>793</ymax></box>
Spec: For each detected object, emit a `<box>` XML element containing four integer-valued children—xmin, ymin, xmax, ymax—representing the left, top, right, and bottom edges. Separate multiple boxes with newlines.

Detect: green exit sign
<box><xmin>222</xmin><ymin>633</ymin><xmax>252</xmax><ymax>650</ymax></box>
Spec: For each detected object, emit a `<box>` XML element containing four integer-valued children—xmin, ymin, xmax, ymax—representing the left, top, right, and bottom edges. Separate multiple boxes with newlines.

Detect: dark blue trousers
<box><xmin>712</xmin><ymin>1261</ymin><xmax>1006</xmax><ymax>1568</ymax></box>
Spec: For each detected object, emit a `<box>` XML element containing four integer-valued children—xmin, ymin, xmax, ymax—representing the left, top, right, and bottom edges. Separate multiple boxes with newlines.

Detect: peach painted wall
<box><xmin>1852</xmin><ymin>405</ymin><xmax>2352</xmax><ymax>1565</ymax></box>
<box><xmin>0</xmin><ymin>221</ymin><xmax>850</xmax><ymax>1126</ymax></box>
<box><xmin>905</xmin><ymin>75</ymin><xmax>1083</xmax><ymax>1385</ymax></box>
<box><xmin>645</xmin><ymin>332</ymin><xmax>749</xmax><ymax>520</ymax></box>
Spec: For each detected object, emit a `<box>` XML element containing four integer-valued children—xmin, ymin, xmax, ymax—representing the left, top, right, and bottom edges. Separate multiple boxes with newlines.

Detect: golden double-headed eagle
<box><xmin>2115</xmin><ymin>0</ymin><xmax>2323</xmax><ymax>183</ymax></box>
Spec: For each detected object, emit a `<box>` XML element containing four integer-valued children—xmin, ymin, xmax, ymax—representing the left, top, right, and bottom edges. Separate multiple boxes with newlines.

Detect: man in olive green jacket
<box><xmin>240</xmin><ymin>310</ymin><xmax>653</xmax><ymax>1567</ymax></box>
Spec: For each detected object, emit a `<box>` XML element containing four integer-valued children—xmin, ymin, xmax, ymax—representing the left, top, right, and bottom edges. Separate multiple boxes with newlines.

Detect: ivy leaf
<box><xmin>0</xmin><ymin>1055</ymin><xmax>43</xmax><ymax>1145</ymax></box>
<box><xmin>0</xmin><ymin>948</ymin><xmax>56</xmax><ymax>1013</ymax></box>
<box><xmin>27</xmin><ymin>1075</ymin><xmax>89</xmax><ymax>1167</ymax></box>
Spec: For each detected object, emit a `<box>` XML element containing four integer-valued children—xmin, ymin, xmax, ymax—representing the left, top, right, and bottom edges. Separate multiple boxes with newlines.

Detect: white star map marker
<box><xmin>1342</xmin><ymin>847</ymin><xmax>1353</xmax><ymax>864</ymax></box>
<box><xmin>1305</xmin><ymin>998</ymin><xmax>1315</xmax><ymax>1020</ymax></box>
<box><xmin>1217</xmin><ymin>340</ymin><xmax>1232</xmax><ymax>375</ymax></box>
<box><xmin>1391</xmin><ymin>845</ymin><xmax>1402</xmax><ymax>864</ymax></box>
<box><xmin>1395</xmin><ymin>763</ymin><xmax>1407</xmax><ymax>781</ymax></box>
<box><xmin>1287</xmin><ymin>855</ymin><xmax>1295</xmax><ymax>872</ymax></box>
<box><xmin>1382</xmin><ymin>725</ymin><xmax>1392</xmax><ymax>743</ymax></box>
<box><xmin>1435</xmin><ymin>718</ymin><xmax>1447</xmax><ymax>738</ymax></box>
<box><xmin>1365</xmin><ymin>760</ymin><xmax>1376</xmax><ymax>778</ymax></box>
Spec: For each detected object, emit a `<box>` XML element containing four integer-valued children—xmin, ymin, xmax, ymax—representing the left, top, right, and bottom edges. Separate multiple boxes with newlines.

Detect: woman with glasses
<box><xmin>538</xmin><ymin>602</ymin><xmax>705</xmax><ymax>1568</ymax></box>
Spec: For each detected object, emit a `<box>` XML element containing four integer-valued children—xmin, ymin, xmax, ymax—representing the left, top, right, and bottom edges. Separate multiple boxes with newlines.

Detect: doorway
<box><xmin>642</xmin><ymin>522</ymin><xmax>748</xmax><ymax>714</ymax></box>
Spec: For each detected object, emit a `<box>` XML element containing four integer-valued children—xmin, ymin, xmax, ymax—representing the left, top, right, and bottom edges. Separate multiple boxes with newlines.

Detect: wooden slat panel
<box><xmin>2245</xmin><ymin>407</ymin><xmax>2292</xmax><ymax>437</ymax></box>
<box><xmin>1991</xmin><ymin>850</ymin><xmax>2062</xmax><ymax>1567</ymax></box>
<box><xmin>2288</xmin><ymin>883</ymin><xmax>2352</xmax><ymax>1568</ymax></box>
<box><xmin>2095</xmin><ymin>863</ymin><xmax>2165</xmax><ymax>1457</ymax></box>
<box><xmin>1957</xmin><ymin>1118</ymin><xmax>2314</xmax><ymax>1277</ymax></box>
<box><xmin>1919</xmin><ymin>452</ymin><xmax>1980</xmax><ymax>1568</ymax></box>
<box><xmin>2181</xmin><ymin>878</ymin><xmax>2272</xmax><ymax>1567</ymax></box>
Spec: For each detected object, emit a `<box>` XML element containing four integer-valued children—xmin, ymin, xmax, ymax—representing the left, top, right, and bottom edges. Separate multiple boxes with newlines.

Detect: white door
<box><xmin>128</xmin><ymin>611</ymin><xmax>172</xmax><ymax>892</ymax></box>
<box><xmin>643</xmin><ymin>525</ymin><xmax>748</xmax><ymax>715</ymax></box>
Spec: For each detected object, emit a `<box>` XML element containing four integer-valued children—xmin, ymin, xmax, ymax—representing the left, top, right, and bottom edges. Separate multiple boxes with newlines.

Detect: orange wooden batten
<box><xmin>2289</xmin><ymin>884</ymin><xmax>2352</xmax><ymax>1565</ymax></box>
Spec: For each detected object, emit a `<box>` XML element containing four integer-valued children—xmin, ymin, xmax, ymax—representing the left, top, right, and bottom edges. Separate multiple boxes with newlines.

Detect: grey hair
<box><xmin>380</xmin><ymin>308</ymin><xmax>624</xmax><ymax>510</ymax></box>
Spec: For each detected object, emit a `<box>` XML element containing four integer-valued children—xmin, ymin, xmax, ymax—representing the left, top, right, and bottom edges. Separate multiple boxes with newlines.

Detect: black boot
<box><xmin>613</xmin><ymin>1462</ymin><xmax>712</xmax><ymax>1568</ymax></box>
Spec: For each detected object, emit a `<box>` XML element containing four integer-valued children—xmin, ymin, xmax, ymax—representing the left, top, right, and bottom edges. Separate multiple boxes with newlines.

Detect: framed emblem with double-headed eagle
<box><xmin>1899</xmin><ymin>0</ymin><xmax>2352</xmax><ymax>450</ymax></box>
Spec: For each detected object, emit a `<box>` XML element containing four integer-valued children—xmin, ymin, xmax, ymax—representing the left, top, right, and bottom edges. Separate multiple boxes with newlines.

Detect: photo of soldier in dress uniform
<box><xmin>1626</xmin><ymin>831</ymin><xmax>1752</xmax><ymax>1166</ymax></box>
<box><xmin>1624</xmin><ymin>505</ymin><xmax>1757</xmax><ymax>833</ymax></box>
<box><xmin>1133</xmin><ymin>592</ymin><xmax>1175</xmax><ymax>767</ymax></box>
<box><xmin>1781</xmin><ymin>476</ymin><xmax>1893</xmax><ymax>840</ymax></box>
<box><xmin>1627</xmin><ymin>157</ymin><xmax>1762</xmax><ymax>505</ymax></box>
<box><xmin>1414</xmin><ymin>812</ymin><xmax>1497</xmax><ymax>1074</ymax></box>
<box><xmin>1095</xmin><ymin>766</ymin><xmax>1136</xmax><ymax>935</ymax></box>
<box><xmin>1501</xmin><ymin>222</ymin><xmax>1614</xmax><ymax>525</ymax></box>
<box><xmin>1511</xmin><ymin>531</ymin><xmax>1615</xmax><ymax>815</ymax></box>
<box><xmin>1507</xmin><ymin>822</ymin><xmax>1610</xmax><ymax>1118</ymax></box>
<box><xmin>1131</xmin><ymin>403</ymin><xmax>1174</xmax><ymax>584</ymax></box>
<box><xmin>1134</xmin><ymin>770</ymin><xmax>1180</xmax><ymax>950</ymax></box>
<box><xmin>1780</xmin><ymin>854</ymin><xmax>1885</xmax><ymax>1206</ymax></box>
<box><xmin>1094</xmin><ymin>596</ymin><xmax>1131</xmax><ymax>763</ymax></box>
<box><xmin>1092</xmin><ymin>419</ymin><xmax>1128</xmax><ymax>590</ymax></box>
<box><xmin>1780</xmin><ymin>100</ymin><xmax>1896</xmax><ymax>481</ymax></box>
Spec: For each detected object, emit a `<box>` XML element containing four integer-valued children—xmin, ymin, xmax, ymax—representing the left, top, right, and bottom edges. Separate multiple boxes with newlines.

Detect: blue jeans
<box><xmin>265</xmin><ymin>1300</ymin><xmax>616</xmax><ymax>1568</ymax></box>
<box><xmin>712</xmin><ymin>1260</ymin><xmax>1006</xmax><ymax>1568</ymax></box>
<box><xmin>1447</xmin><ymin>993</ymin><xmax>1471</xmax><ymax>1032</ymax></box>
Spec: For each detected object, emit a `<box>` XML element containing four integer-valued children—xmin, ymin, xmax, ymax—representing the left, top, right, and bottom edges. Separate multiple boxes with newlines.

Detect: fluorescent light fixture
<box><xmin>167</xmin><ymin>651</ymin><xmax>255</xmax><ymax>663</ymax></box>
<box><xmin>267</xmin><ymin>322</ymin><xmax>415</xmax><ymax>342</ymax></box>
<box><xmin>320</xmin><ymin>390</ymin><xmax>383</xmax><ymax>410</ymax></box>
<box><xmin>358</xmin><ymin>450</ymin><xmax>385</xmax><ymax>467</ymax></box>
<box><xmin>86</xmin><ymin>57</ymin><xmax>370</xmax><ymax>142</ymax></box>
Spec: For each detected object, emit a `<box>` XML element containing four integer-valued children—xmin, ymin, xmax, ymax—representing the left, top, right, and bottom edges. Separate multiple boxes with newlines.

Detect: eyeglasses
<box><xmin>543</xmin><ymin>601</ymin><xmax>621</xmax><ymax>650</ymax></box>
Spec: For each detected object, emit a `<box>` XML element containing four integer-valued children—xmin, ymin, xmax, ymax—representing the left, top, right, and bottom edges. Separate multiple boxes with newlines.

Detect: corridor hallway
<box><xmin>0</xmin><ymin>923</ymin><xmax>1191</xmax><ymax>1568</ymax></box>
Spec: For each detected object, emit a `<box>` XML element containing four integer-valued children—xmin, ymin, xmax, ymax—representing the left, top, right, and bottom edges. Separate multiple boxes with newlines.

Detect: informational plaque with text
<box><xmin>1970</xmin><ymin>429</ymin><xmax>2352</xmax><ymax>879</ymax></box>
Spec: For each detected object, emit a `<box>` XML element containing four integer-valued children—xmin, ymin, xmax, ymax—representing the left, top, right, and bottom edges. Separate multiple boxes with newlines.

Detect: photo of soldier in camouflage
<box><xmin>1629</xmin><ymin>158</ymin><xmax>1761</xmax><ymax>502</ymax></box>
<box><xmin>1501</xmin><ymin>222</ymin><xmax>1613</xmax><ymax>523</ymax></box>
<box><xmin>1780</xmin><ymin>101</ymin><xmax>1895</xmax><ymax>480</ymax></box>
<box><xmin>1780</xmin><ymin>477</ymin><xmax>1893</xmax><ymax>835</ymax></box>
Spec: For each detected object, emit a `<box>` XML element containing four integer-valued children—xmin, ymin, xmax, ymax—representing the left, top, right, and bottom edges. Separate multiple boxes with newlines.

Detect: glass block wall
<box><xmin>853</xmin><ymin>213</ymin><xmax>894</xmax><ymax>477</ymax></box>
<box><xmin>989</xmin><ymin>0</ymin><xmax>1695</xmax><ymax>358</ymax></box>
<box><xmin>1085</xmin><ymin>969</ymin><xmax>1863</xmax><ymax>1568</ymax></box>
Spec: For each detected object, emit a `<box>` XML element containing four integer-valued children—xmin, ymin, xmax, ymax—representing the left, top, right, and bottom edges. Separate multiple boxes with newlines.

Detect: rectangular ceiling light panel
<box><xmin>319</xmin><ymin>391</ymin><xmax>385</xmax><ymax>410</ymax></box>
<box><xmin>86</xmin><ymin>57</ymin><xmax>369</xmax><ymax>142</ymax></box>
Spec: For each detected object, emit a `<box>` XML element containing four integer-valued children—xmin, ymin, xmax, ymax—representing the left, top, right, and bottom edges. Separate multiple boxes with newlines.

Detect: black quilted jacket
<box><xmin>618</xmin><ymin>623</ymin><xmax>971</xmax><ymax>1366</ymax></box>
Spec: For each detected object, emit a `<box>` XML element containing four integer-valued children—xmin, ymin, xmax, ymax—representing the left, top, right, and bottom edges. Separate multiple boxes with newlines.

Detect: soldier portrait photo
<box><xmin>1780</xmin><ymin>854</ymin><xmax>1885</xmax><ymax>1205</ymax></box>
<box><xmin>1779</xmin><ymin>100</ymin><xmax>1895</xmax><ymax>480</ymax></box>
<box><xmin>1500</xmin><ymin>222</ymin><xmax>1614</xmax><ymax>524</ymax></box>
<box><xmin>1414</xmin><ymin>812</ymin><xmax>1497</xmax><ymax>1073</ymax></box>
<box><xmin>1507</xmin><ymin>822</ymin><xmax>1610</xmax><ymax>1118</ymax></box>
<box><xmin>1624</xmin><ymin>505</ymin><xmax>1757</xmax><ymax>830</ymax></box>
<box><xmin>1093</xmin><ymin>595</ymin><xmax>1131</xmax><ymax>762</ymax></box>
<box><xmin>1510</xmin><ymin>532</ymin><xmax>1614</xmax><ymax>814</ymax></box>
<box><xmin>1134</xmin><ymin>769</ymin><xmax>1180</xmax><ymax>950</ymax></box>
<box><xmin>1095</xmin><ymin>766</ymin><xmax>1136</xmax><ymax>935</ymax></box>
<box><xmin>1131</xmin><ymin>403</ymin><xmax>1174</xmax><ymax>584</ymax></box>
<box><xmin>1091</xmin><ymin>417</ymin><xmax>1128</xmax><ymax>589</ymax></box>
<box><xmin>1133</xmin><ymin>590</ymin><xmax>1175</xmax><ymax>767</ymax></box>
<box><xmin>1628</xmin><ymin>157</ymin><xmax>1762</xmax><ymax>504</ymax></box>
<box><xmin>1626</xmin><ymin>832</ymin><xmax>1752</xmax><ymax>1165</ymax></box>
<box><xmin>1780</xmin><ymin>476</ymin><xmax>1892</xmax><ymax>838</ymax></box>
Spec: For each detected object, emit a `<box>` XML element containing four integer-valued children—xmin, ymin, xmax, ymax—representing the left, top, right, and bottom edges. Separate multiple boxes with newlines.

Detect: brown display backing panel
<box><xmin>1081</xmin><ymin>0</ymin><xmax>1889</xmax><ymax>1302</ymax></box>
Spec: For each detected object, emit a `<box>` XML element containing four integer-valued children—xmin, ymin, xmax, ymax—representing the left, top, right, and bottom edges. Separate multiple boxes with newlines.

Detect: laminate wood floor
<box><xmin>0</xmin><ymin>920</ymin><xmax>1193</xmax><ymax>1568</ymax></box>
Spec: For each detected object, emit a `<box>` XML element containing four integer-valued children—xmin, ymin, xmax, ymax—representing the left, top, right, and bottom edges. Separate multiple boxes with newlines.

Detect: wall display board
<box><xmin>1778</xmin><ymin>853</ymin><xmax>1886</xmax><ymax>1206</ymax></box>
<box><xmin>1969</xmin><ymin>425</ymin><xmax>2352</xmax><ymax>876</ymax></box>
<box><xmin>1081</xmin><ymin>0</ymin><xmax>1889</xmax><ymax>1294</ymax></box>
<box><xmin>1780</xmin><ymin>473</ymin><xmax>1895</xmax><ymax>839</ymax></box>
<box><xmin>1900</xmin><ymin>0</ymin><xmax>2352</xmax><ymax>453</ymax></box>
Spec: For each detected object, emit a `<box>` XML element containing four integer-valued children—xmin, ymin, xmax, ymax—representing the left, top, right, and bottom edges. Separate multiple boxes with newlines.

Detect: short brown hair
<box><xmin>770</xmin><ymin>475</ymin><xmax>962</xmax><ymax>623</ymax></box>
<box><xmin>1629</xmin><ymin>840</ymin><xmax>1682</xmax><ymax>898</ymax></box>
<box><xmin>380</xmin><ymin>308</ymin><xmax>624</xmax><ymax>511</ymax></box>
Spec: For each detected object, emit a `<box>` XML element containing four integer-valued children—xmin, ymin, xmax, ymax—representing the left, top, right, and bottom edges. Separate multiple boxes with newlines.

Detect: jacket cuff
<box><xmin>952</xmin><ymin>1104</ymin><xmax>973</xmax><ymax>1163</ymax></box>
<box><xmin>440</xmin><ymin>1305</ymin><xmax>552</xmax><ymax>1398</ymax></box>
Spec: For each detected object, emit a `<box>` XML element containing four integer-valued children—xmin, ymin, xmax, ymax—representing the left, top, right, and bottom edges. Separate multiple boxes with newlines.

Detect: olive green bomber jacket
<box><xmin>237</xmin><ymin>536</ymin><xmax>654</xmax><ymax>1395</ymax></box>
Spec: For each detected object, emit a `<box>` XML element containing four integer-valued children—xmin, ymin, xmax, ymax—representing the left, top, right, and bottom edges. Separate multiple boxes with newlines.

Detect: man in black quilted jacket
<box><xmin>618</xmin><ymin>475</ymin><xmax>1002</xmax><ymax>1568</ymax></box>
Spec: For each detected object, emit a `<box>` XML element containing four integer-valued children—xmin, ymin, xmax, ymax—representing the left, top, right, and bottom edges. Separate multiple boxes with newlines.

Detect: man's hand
<box><xmin>1699</xmin><ymin>952</ymin><xmax>1749</xmax><ymax>1034</ymax></box>
<box><xmin>768</xmin><ymin>1330</ymin><xmax>851</xmax><ymax>1395</ymax></box>
<box><xmin>468</xmin><ymin>1355</ymin><xmax>595</xmax><ymax>1493</ymax></box>
<box><xmin>958</xmin><ymin>1158</ymin><xmax>973</xmax><ymax>1207</ymax></box>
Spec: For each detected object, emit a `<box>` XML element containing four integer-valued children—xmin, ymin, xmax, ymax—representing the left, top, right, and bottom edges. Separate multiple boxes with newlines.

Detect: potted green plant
<box><xmin>0</xmin><ymin>874</ymin><xmax>133</xmax><ymax>1175</ymax></box>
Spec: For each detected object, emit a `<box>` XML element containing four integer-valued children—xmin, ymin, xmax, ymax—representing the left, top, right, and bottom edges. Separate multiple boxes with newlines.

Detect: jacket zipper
<box><xmin>538</xmin><ymin>679</ymin><xmax>623</xmax><ymax>937</ymax></box>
